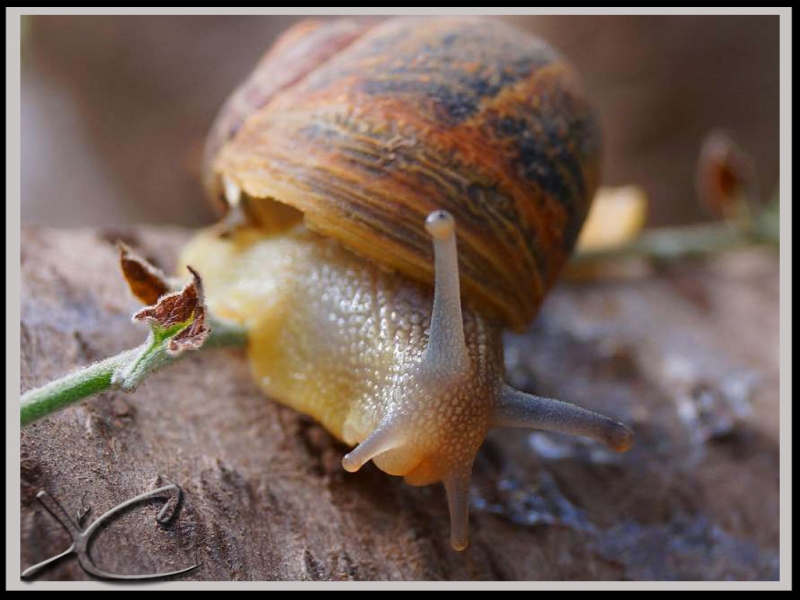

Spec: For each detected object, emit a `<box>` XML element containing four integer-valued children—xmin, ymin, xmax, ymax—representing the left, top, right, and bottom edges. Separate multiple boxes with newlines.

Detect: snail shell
<box><xmin>203</xmin><ymin>16</ymin><xmax>602</xmax><ymax>331</ymax></box>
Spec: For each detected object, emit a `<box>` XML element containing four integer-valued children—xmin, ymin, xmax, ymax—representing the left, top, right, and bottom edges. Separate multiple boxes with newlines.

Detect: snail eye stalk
<box><xmin>492</xmin><ymin>384</ymin><xmax>634</xmax><ymax>453</ymax></box>
<box><xmin>423</xmin><ymin>210</ymin><xmax>470</xmax><ymax>375</ymax></box>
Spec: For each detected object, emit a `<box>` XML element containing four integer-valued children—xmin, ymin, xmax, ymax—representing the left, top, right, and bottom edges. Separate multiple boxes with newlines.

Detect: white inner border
<box><xmin>6</xmin><ymin>6</ymin><xmax>792</xmax><ymax>591</ymax></box>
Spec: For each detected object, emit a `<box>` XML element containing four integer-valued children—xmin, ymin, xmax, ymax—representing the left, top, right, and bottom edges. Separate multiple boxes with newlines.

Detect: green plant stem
<box><xmin>20</xmin><ymin>350</ymin><xmax>138</xmax><ymax>427</ymax></box>
<box><xmin>20</xmin><ymin>319</ymin><xmax>247</xmax><ymax>428</ymax></box>
<box><xmin>573</xmin><ymin>214</ymin><xmax>779</xmax><ymax>265</ymax></box>
<box><xmin>203</xmin><ymin>319</ymin><xmax>249</xmax><ymax>348</ymax></box>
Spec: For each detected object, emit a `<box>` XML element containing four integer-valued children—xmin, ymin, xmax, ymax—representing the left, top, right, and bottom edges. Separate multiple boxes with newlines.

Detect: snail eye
<box><xmin>425</xmin><ymin>210</ymin><xmax>455</xmax><ymax>240</ymax></box>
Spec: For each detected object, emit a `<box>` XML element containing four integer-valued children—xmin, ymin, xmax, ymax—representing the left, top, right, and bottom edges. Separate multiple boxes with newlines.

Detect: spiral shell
<box><xmin>203</xmin><ymin>16</ymin><xmax>601</xmax><ymax>330</ymax></box>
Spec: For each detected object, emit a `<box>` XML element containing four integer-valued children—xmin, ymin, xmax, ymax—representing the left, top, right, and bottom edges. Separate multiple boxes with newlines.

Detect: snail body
<box><xmin>180</xmin><ymin>16</ymin><xmax>633</xmax><ymax>551</ymax></box>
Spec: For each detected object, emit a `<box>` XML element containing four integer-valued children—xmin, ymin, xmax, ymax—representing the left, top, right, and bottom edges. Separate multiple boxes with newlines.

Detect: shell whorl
<box><xmin>204</xmin><ymin>16</ymin><xmax>602</xmax><ymax>330</ymax></box>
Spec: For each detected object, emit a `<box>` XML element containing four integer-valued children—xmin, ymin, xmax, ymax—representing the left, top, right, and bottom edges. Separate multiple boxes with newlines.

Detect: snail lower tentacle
<box><xmin>341</xmin><ymin>424</ymin><xmax>404</xmax><ymax>473</ymax></box>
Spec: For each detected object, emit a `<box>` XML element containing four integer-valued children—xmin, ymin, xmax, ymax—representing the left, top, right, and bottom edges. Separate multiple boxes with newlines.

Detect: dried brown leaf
<box><xmin>696</xmin><ymin>131</ymin><xmax>758</xmax><ymax>220</ymax></box>
<box><xmin>133</xmin><ymin>266</ymin><xmax>210</xmax><ymax>355</ymax></box>
<box><xmin>119</xmin><ymin>243</ymin><xmax>171</xmax><ymax>305</ymax></box>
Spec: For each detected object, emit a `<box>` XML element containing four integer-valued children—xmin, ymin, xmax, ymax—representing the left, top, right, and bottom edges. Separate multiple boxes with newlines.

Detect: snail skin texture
<box><xmin>180</xmin><ymin>16</ymin><xmax>634</xmax><ymax>551</ymax></box>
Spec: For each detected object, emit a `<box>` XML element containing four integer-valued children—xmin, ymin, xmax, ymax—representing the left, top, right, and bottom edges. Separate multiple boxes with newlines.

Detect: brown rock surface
<box><xmin>19</xmin><ymin>227</ymin><xmax>779</xmax><ymax>581</ymax></box>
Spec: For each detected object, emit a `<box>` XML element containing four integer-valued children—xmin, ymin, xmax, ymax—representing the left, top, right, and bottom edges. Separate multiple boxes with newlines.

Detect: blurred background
<box><xmin>21</xmin><ymin>15</ymin><xmax>779</xmax><ymax>229</ymax></box>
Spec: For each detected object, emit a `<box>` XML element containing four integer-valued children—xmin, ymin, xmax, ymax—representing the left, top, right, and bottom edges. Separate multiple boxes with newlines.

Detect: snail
<box><xmin>179</xmin><ymin>15</ymin><xmax>634</xmax><ymax>551</ymax></box>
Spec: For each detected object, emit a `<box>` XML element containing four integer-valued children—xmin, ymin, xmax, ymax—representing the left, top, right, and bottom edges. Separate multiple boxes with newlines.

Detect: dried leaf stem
<box><xmin>21</xmin><ymin>249</ymin><xmax>247</xmax><ymax>428</ymax></box>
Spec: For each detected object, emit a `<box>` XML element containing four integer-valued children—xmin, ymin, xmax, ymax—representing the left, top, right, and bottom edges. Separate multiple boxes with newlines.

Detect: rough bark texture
<box><xmin>19</xmin><ymin>227</ymin><xmax>779</xmax><ymax>581</ymax></box>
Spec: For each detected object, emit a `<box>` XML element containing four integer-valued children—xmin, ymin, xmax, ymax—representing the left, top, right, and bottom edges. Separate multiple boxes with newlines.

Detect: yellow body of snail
<box><xmin>180</xmin><ymin>16</ymin><xmax>634</xmax><ymax>551</ymax></box>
